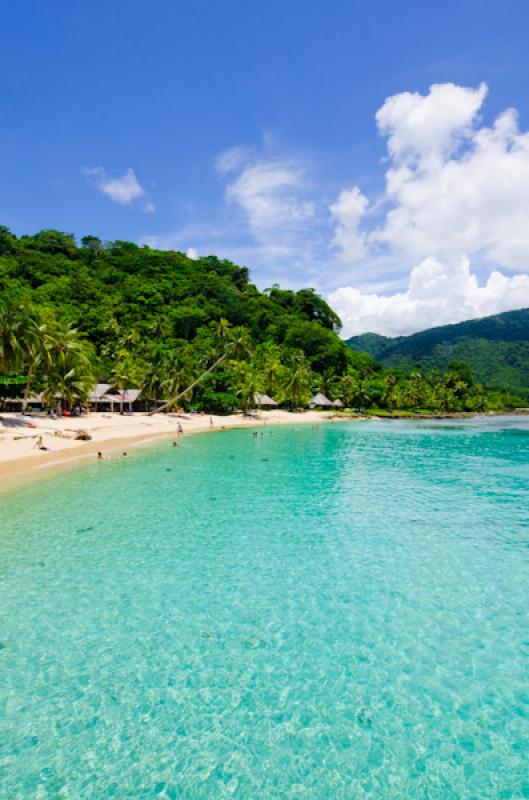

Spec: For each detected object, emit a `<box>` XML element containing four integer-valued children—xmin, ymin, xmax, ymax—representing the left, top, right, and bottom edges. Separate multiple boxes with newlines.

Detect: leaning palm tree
<box><xmin>148</xmin><ymin>323</ymin><xmax>252</xmax><ymax>415</ymax></box>
<box><xmin>142</xmin><ymin>351</ymin><xmax>192</xmax><ymax>408</ymax></box>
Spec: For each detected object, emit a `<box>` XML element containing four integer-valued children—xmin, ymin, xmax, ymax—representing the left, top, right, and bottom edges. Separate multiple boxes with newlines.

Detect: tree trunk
<box><xmin>148</xmin><ymin>352</ymin><xmax>227</xmax><ymax>415</ymax></box>
<box><xmin>22</xmin><ymin>364</ymin><xmax>33</xmax><ymax>413</ymax></box>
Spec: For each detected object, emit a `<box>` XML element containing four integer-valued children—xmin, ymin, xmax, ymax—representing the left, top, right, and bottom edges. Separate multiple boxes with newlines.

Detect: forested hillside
<box><xmin>0</xmin><ymin>227</ymin><xmax>522</xmax><ymax>412</ymax></box>
<box><xmin>347</xmin><ymin>309</ymin><xmax>529</xmax><ymax>400</ymax></box>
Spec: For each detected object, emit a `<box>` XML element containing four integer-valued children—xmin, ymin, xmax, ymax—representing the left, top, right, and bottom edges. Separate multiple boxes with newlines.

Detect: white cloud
<box><xmin>224</xmin><ymin>158</ymin><xmax>314</xmax><ymax>237</ymax></box>
<box><xmin>375</xmin><ymin>82</ymin><xmax>487</xmax><ymax>166</ymax></box>
<box><xmin>215</xmin><ymin>146</ymin><xmax>252</xmax><ymax>174</ymax></box>
<box><xmin>373</xmin><ymin>100</ymin><xmax>529</xmax><ymax>269</ymax></box>
<box><xmin>332</xmin><ymin>81</ymin><xmax>529</xmax><ymax>268</ymax></box>
<box><xmin>144</xmin><ymin>83</ymin><xmax>529</xmax><ymax>334</ymax></box>
<box><xmin>186</xmin><ymin>247</ymin><xmax>199</xmax><ymax>260</ymax></box>
<box><xmin>84</xmin><ymin>166</ymin><xmax>154</xmax><ymax>212</ymax></box>
<box><xmin>330</xmin><ymin>256</ymin><xmax>529</xmax><ymax>338</ymax></box>
<box><xmin>330</xmin><ymin>81</ymin><xmax>529</xmax><ymax>334</ymax></box>
<box><xmin>330</xmin><ymin>186</ymin><xmax>369</xmax><ymax>261</ymax></box>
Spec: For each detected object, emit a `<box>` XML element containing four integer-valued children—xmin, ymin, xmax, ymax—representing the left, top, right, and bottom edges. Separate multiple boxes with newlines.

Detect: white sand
<box><xmin>0</xmin><ymin>409</ymin><xmax>354</xmax><ymax>492</ymax></box>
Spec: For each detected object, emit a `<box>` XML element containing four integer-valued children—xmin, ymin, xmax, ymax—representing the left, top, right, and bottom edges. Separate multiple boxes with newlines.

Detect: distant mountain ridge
<box><xmin>346</xmin><ymin>308</ymin><xmax>529</xmax><ymax>400</ymax></box>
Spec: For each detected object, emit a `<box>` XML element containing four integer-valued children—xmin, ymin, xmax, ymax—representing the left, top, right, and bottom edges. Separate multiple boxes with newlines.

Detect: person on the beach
<box><xmin>33</xmin><ymin>435</ymin><xmax>48</xmax><ymax>451</ymax></box>
<box><xmin>97</xmin><ymin>451</ymin><xmax>110</xmax><ymax>460</ymax></box>
<box><xmin>177</xmin><ymin>422</ymin><xmax>184</xmax><ymax>435</ymax></box>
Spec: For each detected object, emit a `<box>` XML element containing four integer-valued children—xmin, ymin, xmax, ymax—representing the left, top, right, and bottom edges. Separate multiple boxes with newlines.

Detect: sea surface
<box><xmin>1</xmin><ymin>417</ymin><xmax>529</xmax><ymax>799</ymax></box>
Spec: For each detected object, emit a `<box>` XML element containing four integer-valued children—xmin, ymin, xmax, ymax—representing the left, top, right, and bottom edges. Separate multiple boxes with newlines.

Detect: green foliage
<box><xmin>347</xmin><ymin>309</ymin><xmax>529</xmax><ymax>399</ymax></box>
<box><xmin>0</xmin><ymin>227</ymin><xmax>523</xmax><ymax>413</ymax></box>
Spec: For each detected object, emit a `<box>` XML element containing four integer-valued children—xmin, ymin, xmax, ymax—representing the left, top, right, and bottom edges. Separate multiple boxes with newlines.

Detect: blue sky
<box><xmin>3</xmin><ymin>0</ymin><xmax>529</xmax><ymax>335</ymax></box>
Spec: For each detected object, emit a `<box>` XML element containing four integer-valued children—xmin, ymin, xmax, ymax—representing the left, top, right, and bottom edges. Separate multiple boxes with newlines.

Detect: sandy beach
<box><xmin>0</xmin><ymin>409</ymin><xmax>348</xmax><ymax>493</ymax></box>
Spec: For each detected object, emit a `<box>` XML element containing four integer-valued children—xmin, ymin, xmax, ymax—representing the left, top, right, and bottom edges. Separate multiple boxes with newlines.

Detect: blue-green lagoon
<box><xmin>1</xmin><ymin>417</ymin><xmax>529</xmax><ymax>798</ymax></box>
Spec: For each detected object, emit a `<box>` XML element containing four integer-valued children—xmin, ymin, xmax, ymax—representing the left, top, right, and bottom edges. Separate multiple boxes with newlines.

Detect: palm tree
<box><xmin>337</xmin><ymin>373</ymin><xmax>361</xmax><ymax>408</ymax></box>
<box><xmin>41</xmin><ymin>366</ymin><xmax>94</xmax><ymax>409</ymax></box>
<box><xmin>319</xmin><ymin>368</ymin><xmax>340</xmax><ymax>400</ymax></box>
<box><xmin>234</xmin><ymin>361</ymin><xmax>264</xmax><ymax>413</ymax></box>
<box><xmin>34</xmin><ymin>320</ymin><xmax>92</xmax><ymax>409</ymax></box>
<box><xmin>0</xmin><ymin>301</ymin><xmax>51</xmax><ymax>410</ymax></box>
<box><xmin>257</xmin><ymin>343</ymin><xmax>284</xmax><ymax>399</ymax></box>
<box><xmin>40</xmin><ymin>343</ymin><xmax>95</xmax><ymax>408</ymax></box>
<box><xmin>142</xmin><ymin>351</ymin><xmax>193</xmax><ymax>408</ymax></box>
<box><xmin>281</xmin><ymin>352</ymin><xmax>312</xmax><ymax>409</ymax></box>
<box><xmin>111</xmin><ymin>354</ymin><xmax>143</xmax><ymax>413</ymax></box>
<box><xmin>0</xmin><ymin>300</ymin><xmax>39</xmax><ymax>376</ymax></box>
<box><xmin>148</xmin><ymin>323</ymin><xmax>252</xmax><ymax>415</ymax></box>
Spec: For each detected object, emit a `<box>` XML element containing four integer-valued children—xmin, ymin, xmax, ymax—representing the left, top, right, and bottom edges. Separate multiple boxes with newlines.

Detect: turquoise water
<box><xmin>1</xmin><ymin>418</ymin><xmax>529</xmax><ymax>799</ymax></box>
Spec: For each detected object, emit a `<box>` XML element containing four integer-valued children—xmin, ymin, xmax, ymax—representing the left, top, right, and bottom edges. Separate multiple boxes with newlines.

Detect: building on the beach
<box><xmin>97</xmin><ymin>388</ymin><xmax>142</xmax><ymax>413</ymax></box>
<box><xmin>88</xmin><ymin>384</ymin><xmax>112</xmax><ymax>407</ymax></box>
<box><xmin>332</xmin><ymin>398</ymin><xmax>344</xmax><ymax>408</ymax></box>
<box><xmin>254</xmin><ymin>393</ymin><xmax>278</xmax><ymax>409</ymax></box>
<box><xmin>310</xmin><ymin>392</ymin><xmax>332</xmax><ymax>408</ymax></box>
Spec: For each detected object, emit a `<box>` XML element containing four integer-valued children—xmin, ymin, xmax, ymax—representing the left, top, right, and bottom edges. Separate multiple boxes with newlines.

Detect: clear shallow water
<box><xmin>1</xmin><ymin>418</ymin><xmax>529</xmax><ymax>799</ymax></box>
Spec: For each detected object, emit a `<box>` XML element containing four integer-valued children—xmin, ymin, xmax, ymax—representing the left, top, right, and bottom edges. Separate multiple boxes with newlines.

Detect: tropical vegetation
<box><xmin>0</xmin><ymin>227</ymin><xmax>523</xmax><ymax>413</ymax></box>
<box><xmin>347</xmin><ymin>308</ymin><xmax>529</xmax><ymax>401</ymax></box>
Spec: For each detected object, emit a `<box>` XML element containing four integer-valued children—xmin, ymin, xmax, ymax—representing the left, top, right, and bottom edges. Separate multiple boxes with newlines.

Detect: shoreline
<box><xmin>1</xmin><ymin>409</ymin><xmax>527</xmax><ymax>496</ymax></box>
<box><xmin>0</xmin><ymin>410</ymin><xmax>348</xmax><ymax>495</ymax></box>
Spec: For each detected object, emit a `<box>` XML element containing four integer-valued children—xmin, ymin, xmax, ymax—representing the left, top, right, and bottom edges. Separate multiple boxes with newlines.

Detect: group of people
<box><xmin>97</xmin><ymin>451</ymin><xmax>128</xmax><ymax>461</ymax></box>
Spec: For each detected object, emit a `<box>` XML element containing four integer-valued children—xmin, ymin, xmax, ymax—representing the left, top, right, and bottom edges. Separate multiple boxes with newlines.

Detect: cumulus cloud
<box><xmin>330</xmin><ymin>256</ymin><xmax>529</xmax><ymax>337</ymax></box>
<box><xmin>84</xmin><ymin>166</ymin><xmax>154</xmax><ymax>212</ymax></box>
<box><xmin>330</xmin><ymin>186</ymin><xmax>369</xmax><ymax>261</ymax></box>
<box><xmin>375</xmin><ymin>82</ymin><xmax>487</xmax><ymax>166</ymax></box>
<box><xmin>330</xmin><ymin>82</ymin><xmax>529</xmax><ymax>335</ymax></box>
<box><xmin>186</xmin><ymin>247</ymin><xmax>199</xmax><ymax>260</ymax></box>
<box><xmin>217</xmin><ymin>147</ymin><xmax>314</xmax><ymax>240</ymax></box>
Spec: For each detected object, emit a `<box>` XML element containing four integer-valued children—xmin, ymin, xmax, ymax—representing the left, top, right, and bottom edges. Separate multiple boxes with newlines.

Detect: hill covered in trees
<box><xmin>0</xmin><ymin>227</ymin><xmax>522</xmax><ymax>412</ymax></box>
<box><xmin>347</xmin><ymin>309</ymin><xmax>529</xmax><ymax>401</ymax></box>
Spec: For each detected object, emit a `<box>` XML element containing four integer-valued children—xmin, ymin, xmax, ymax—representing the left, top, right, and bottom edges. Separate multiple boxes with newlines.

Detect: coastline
<box><xmin>2</xmin><ymin>408</ymin><xmax>527</xmax><ymax>496</ymax></box>
<box><xmin>0</xmin><ymin>410</ymin><xmax>348</xmax><ymax>495</ymax></box>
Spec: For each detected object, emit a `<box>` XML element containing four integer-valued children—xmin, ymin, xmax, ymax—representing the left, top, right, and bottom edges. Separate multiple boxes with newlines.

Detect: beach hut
<box><xmin>101</xmin><ymin>388</ymin><xmax>142</xmax><ymax>413</ymax></box>
<box><xmin>88</xmin><ymin>383</ymin><xmax>112</xmax><ymax>409</ymax></box>
<box><xmin>310</xmin><ymin>392</ymin><xmax>332</xmax><ymax>408</ymax></box>
<box><xmin>254</xmin><ymin>393</ymin><xmax>278</xmax><ymax>409</ymax></box>
<box><xmin>332</xmin><ymin>398</ymin><xmax>344</xmax><ymax>408</ymax></box>
<box><xmin>3</xmin><ymin>393</ymin><xmax>47</xmax><ymax>410</ymax></box>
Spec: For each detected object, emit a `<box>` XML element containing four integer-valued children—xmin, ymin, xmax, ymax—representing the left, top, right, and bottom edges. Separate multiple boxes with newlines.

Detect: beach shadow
<box><xmin>0</xmin><ymin>415</ymin><xmax>33</xmax><ymax>428</ymax></box>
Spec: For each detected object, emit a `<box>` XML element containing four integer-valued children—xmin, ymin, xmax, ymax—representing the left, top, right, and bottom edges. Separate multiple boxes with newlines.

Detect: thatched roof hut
<box><xmin>88</xmin><ymin>383</ymin><xmax>112</xmax><ymax>403</ymax></box>
<box><xmin>310</xmin><ymin>392</ymin><xmax>332</xmax><ymax>408</ymax></box>
<box><xmin>99</xmin><ymin>388</ymin><xmax>142</xmax><ymax>411</ymax></box>
<box><xmin>254</xmin><ymin>393</ymin><xmax>278</xmax><ymax>408</ymax></box>
<box><xmin>332</xmin><ymin>398</ymin><xmax>344</xmax><ymax>408</ymax></box>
